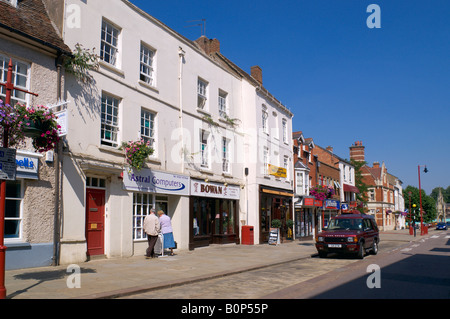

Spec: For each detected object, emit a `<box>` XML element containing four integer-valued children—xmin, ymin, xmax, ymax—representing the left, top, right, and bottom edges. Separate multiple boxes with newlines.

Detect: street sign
<box><xmin>55</xmin><ymin>109</ymin><xmax>68</xmax><ymax>137</ymax></box>
<box><xmin>0</xmin><ymin>148</ymin><xmax>16</xmax><ymax>181</ymax></box>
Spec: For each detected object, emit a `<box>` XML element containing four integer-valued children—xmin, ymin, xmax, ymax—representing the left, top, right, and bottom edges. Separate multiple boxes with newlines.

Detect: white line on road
<box><xmin>401</xmin><ymin>248</ymin><xmax>412</xmax><ymax>252</ymax></box>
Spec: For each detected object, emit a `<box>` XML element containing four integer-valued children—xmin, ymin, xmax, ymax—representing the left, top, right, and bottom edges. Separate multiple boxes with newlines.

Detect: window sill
<box><xmin>138</xmin><ymin>80</ymin><xmax>159</xmax><ymax>93</ymax></box>
<box><xmin>99</xmin><ymin>144</ymin><xmax>122</xmax><ymax>155</ymax></box>
<box><xmin>199</xmin><ymin>167</ymin><xmax>214</xmax><ymax>175</ymax></box>
<box><xmin>197</xmin><ymin>108</ymin><xmax>211</xmax><ymax>117</ymax></box>
<box><xmin>99</xmin><ymin>60</ymin><xmax>125</xmax><ymax>77</ymax></box>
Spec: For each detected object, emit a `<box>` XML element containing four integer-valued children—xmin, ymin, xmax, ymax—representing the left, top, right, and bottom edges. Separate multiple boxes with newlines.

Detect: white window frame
<box><xmin>263</xmin><ymin>146</ymin><xmax>269</xmax><ymax>176</ymax></box>
<box><xmin>296</xmin><ymin>171</ymin><xmax>304</xmax><ymax>195</ymax></box>
<box><xmin>140</xmin><ymin>108</ymin><xmax>156</xmax><ymax>151</ymax></box>
<box><xmin>262</xmin><ymin>105</ymin><xmax>268</xmax><ymax>134</ymax></box>
<box><xmin>4</xmin><ymin>180</ymin><xmax>24</xmax><ymax>243</ymax></box>
<box><xmin>132</xmin><ymin>192</ymin><xmax>154</xmax><ymax>240</ymax></box>
<box><xmin>140</xmin><ymin>43</ymin><xmax>156</xmax><ymax>86</ymax></box>
<box><xmin>282</xmin><ymin>118</ymin><xmax>288</xmax><ymax>144</ymax></box>
<box><xmin>0</xmin><ymin>54</ymin><xmax>30</xmax><ymax>106</ymax></box>
<box><xmin>218</xmin><ymin>90</ymin><xmax>228</xmax><ymax>118</ymax></box>
<box><xmin>284</xmin><ymin>156</ymin><xmax>289</xmax><ymax>181</ymax></box>
<box><xmin>222</xmin><ymin>137</ymin><xmax>230</xmax><ymax>173</ymax></box>
<box><xmin>101</xmin><ymin>93</ymin><xmax>120</xmax><ymax>147</ymax></box>
<box><xmin>200</xmin><ymin>129</ymin><xmax>210</xmax><ymax>168</ymax></box>
<box><xmin>100</xmin><ymin>19</ymin><xmax>120</xmax><ymax>66</ymax></box>
<box><xmin>197</xmin><ymin>78</ymin><xmax>208</xmax><ymax>110</ymax></box>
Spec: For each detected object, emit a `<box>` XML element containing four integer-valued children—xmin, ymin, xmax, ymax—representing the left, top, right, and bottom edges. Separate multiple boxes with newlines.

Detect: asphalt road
<box><xmin>121</xmin><ymin>231</ymin><xmax>450</xmax><ymax>299</ymax></box>
<box><xmin>265</xmin><ymin>230</ymin><xmax>450</xmax><ymax>299</ymax></box>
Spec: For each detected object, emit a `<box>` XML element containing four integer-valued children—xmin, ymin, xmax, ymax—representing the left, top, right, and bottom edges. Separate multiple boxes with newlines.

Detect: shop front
<box><xmin>190</xmin><ymin>179</ymin><xmax>240</xmax><ymax>250</ymax></box>
<box><xmin>295</xmin><ymin>197</ymin><xmax>321</xmax><ymax>240</ymax></box>
<box><xmin>259</xmin><ymin>186</ymin><xmax>293</xmax><ymax>243</ymax></box>
<box><xmin>322</xmin><ymin>199</ymin><xmax>340</xmax><ymax>229</ymax></box>
<box><xmin>122</xmin><ymin>168</ymin><xmax>190</xmax><ymax>253</ymax></box>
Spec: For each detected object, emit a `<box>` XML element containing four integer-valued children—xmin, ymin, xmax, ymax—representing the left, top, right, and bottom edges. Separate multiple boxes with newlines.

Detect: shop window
<box><xmin>133</xmin><ymin>193</ymin><xmax>153</xmax><ymax>240</ymax></box>
<box><xmin>3</xmin><ymin>180</ymin><xmax>23</xmax><ymax>240</ymax></box>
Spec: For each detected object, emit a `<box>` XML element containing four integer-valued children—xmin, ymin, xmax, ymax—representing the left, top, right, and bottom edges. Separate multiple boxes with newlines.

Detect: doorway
<box><xmin>86</xmin><ymin>188</ymin><xmax>105</xmax><ymax>256</ymax></box>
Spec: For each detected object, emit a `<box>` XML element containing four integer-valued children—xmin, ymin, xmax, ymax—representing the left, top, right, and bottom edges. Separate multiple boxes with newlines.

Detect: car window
<box><xmin>328</xmin><ymin>218</ymin><xmax>363</xmax><ymax>230</ymax></box>
<box><xmin>363</xmin><ymin>219</ymin><xmax>372</xmax><ymax>230</ymax></box>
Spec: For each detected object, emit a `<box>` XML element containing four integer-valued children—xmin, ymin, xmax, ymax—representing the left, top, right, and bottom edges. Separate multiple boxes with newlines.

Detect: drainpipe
<box><xmin>52</xmin><ymin>52</ymin><xmax>64</xmax><ymax>266</ymax></box>
<box><xmin>178</xmin><ymin>47</ymin><xmax>185</xmax><ymax>173</ymax></box>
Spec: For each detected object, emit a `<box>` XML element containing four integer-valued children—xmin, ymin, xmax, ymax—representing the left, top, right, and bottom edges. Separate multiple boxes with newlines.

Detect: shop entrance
<box><xmin>190</xmin><ymin>197</ymin><xmax>238</xmax><ymax>249</ymax></box>
<box><xmin>86</xmin><ymin>188</ymin><xmax>105</xmax><ymax>256</ymax></box>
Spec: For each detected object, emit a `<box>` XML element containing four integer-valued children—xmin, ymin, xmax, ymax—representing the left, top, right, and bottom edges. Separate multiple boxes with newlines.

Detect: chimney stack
<box><xmin>251</xmin><ymin>66</ymin><xmax>263</xmax><ymax>85</ymax></box>
<box><xmin>195</xmin><ymin>36</ymin><xmax>220</xmax><ymax>55</ymax></box>
<box><xmin>326</xmin><ymin>146</ymin><xmax>333</xmax><ymax>153</ymax></box>
<box><xmin>373</xmin><ymin>162</ymin><xmax>380</xmax><ymax>168</ymax></box>
<box><xmin>349</xmin><ymin>141</ymin><xmax>365</xmax><ymax>163</ymax></box>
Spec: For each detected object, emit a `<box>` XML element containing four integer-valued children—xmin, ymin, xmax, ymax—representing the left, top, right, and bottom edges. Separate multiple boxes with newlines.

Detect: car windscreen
<box><xmin>327</xmin><ymin>218</ymin><xmax>363</xmax><ymax>231</ymax></box>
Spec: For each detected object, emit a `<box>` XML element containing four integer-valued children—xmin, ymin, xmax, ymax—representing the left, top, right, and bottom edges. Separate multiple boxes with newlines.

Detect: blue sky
<box><xmin>130</xmin><ymin>0</ymin><xmax>450</xmax><ymax>194</ymax></box>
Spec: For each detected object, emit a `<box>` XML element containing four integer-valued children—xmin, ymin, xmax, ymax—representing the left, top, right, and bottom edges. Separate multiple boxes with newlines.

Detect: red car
<box><xmin>315</xmin><ymin>213</ymin><xmax>379</xmax><ymax>259</ymax></box>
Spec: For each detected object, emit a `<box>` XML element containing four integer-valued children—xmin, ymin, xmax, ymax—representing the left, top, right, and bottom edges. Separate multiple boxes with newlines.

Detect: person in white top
<box><xmin>143</xmin><ymin>208</ymin><xmax>160</xmax><ymax>259</ymax></box>
<box><xmin>157</xmin><ymin>210</ymin><xmax>176</xmax><ymax>256</ymax></box>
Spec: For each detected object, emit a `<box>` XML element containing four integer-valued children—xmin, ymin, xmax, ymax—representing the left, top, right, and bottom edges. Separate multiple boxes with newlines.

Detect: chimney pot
<box><xmin>251</xmin><ymin>66</ymin><xmax>263</xmax><ymax>85</ymax></box>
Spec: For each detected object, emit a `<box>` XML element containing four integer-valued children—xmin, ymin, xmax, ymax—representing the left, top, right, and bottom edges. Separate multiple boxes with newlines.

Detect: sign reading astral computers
<box><xmin>122</xmin><ymin>168</ymin><xmax>190</xmax><ymax>196</ymax></box>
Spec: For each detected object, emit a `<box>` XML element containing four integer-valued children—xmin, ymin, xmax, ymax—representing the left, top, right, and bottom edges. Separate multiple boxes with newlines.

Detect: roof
<box><xmin>0</xmin><ymin>0</ymin><xmax>71</xmax><ymax>54</ymax></box>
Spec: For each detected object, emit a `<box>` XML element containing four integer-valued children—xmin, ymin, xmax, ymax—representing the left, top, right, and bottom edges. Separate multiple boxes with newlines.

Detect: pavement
<box><xmin>3</xmin><ymin>228</ymin><xmax>429</xmax><ymax>299</ymax></box>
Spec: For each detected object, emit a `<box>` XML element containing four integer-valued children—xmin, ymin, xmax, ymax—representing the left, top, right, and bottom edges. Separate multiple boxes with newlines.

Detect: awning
<box><xmin>343</xmin><ymin>184</ymin><xmax>360</xmax><ymax>194</ymax></box>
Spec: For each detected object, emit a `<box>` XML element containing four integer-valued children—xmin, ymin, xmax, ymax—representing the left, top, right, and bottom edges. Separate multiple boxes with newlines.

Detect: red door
<box><xmin>86</xmin><ymin>189</ymin><xmax>105</xmax><ymax>256</ymax></box>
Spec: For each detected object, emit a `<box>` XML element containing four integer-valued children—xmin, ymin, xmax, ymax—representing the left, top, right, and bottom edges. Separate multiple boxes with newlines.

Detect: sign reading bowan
<box><xmin>190</xmin><ymin>179</ymin><xmax>240</xmax><ymax>200</ymax></box>
<box><xmin>268</xmin><ymin>164</ymin><xmax>287</xmax><ymax>178</ymax></box>
<box><xmin>122</xmin><ymin>168</ymin><xmax>190</xmax><ymax>196</ymax></box>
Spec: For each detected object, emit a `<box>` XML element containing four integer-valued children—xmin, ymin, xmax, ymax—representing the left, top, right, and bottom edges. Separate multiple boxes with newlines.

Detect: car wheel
<box><xmin>357</xmin><ymin>242</ymin><xmax>364</xmax><ymax>259</ymax></box>
<box><xmin>371</xmin><ymin>240</ymin><xmax>378</xmax><ymax>255</ymax></box>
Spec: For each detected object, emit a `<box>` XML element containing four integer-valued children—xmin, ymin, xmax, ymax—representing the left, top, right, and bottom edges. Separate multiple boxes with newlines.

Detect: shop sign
<box><xmin>190</xmin><ymin>179</ymin><xmax>240</xmax><ymax>200</ymax></box>
<box><xmin>324</xmin><ymin>199</ymin><xmax>340</xmax><ymax>210</ymax></box>
<box><xmin>0</xmin><ymin>148</ymin><xmax>16</xmax><ymax>181</ymax></box>
<box><xmin>268</xmin><ymin>164</ymin><xmax>287</xmax><ymax>178</ymax></box>
<box><xmin>123</xmin><ymin>168</ymin><xmax>190</xmax><ymax>195</ymax></box>
<box><xmin>303</xmin><ymin>197</ymin><xmax>323</xmax><ymax>207</ymax></box>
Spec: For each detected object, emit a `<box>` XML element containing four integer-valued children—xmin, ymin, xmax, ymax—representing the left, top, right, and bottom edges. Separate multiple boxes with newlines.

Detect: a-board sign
<box><xmin>0</xmin><ymin>147</ymin><xmax>16</xmax><ymax>181</ymax></box>
<box><xmin>268</xmin><ymin>228</ymin><xmax>280</xmax><ymax>245</ymax></box>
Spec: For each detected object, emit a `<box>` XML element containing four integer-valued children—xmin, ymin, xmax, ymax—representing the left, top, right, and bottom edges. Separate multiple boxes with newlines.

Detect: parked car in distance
<box><xmin>315</xmin><ymin>213</ymin><xmax>379</xmax><ymax>259</ymax></box>
<box><xmin>436</xmin><ymin>222</ymin><xmax>447</xmax><ymax>230</ymax></box>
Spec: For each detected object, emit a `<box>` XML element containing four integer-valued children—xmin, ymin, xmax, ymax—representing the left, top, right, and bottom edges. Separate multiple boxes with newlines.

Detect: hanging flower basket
<box><xmin>120</xmin><ymin>139</ymin><xmax>154</xmax><ymax>171</ymax></box>
<box><xmin>15</xmin><ymin>104</ymin><xmax>61</xmax><ymax>152</ymax></box>
<box><xmin>310</xmin><ymin>185</ymin><xmax>335</xmax><ymax>201</ymax></box>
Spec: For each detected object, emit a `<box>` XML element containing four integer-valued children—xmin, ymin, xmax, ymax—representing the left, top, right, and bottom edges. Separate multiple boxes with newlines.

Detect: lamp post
<box><xmin>0</xmin><ymin>59</ymin><xmax>38</xmax><ymax>299</ymax></box>
<box><xmin>408</xmin><ymin>191</ymin><xmax>413</xmax><ymax>235</ymax></box>
<box><xmin>417</xmin><ymin>165</ymin><xmax>428</xmax><ymax>236</ymax></box>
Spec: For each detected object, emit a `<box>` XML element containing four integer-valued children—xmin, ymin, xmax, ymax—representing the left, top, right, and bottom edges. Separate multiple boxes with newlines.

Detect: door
<box><xmin>86</xmin><ymin>188</ymin><xmax>105</xmax><ymax>256</ymax></box>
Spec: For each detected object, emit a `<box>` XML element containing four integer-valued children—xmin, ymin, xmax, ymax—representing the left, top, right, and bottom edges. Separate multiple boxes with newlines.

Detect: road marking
<box><xmin>411</xmin><ymin>244</ymin><xmax>420</xmax><ymax>248</ymax></box>
<box><xmin>401</xmin><ymin>248</ymin><xmax>412</xmax><ymax>252</ymax></box>
<box><xmin>431</xmin><ymin>235</ymin><xmax>439</xmax><ymax>239</ymax></box>
<box><xmin>445</xmin><ymin>235</ymin><xmax>450</xmax><ymax>239</ymax></box>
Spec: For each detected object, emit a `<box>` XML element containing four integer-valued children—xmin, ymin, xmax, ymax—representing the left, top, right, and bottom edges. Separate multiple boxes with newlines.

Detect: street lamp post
<box><xmin>0</xmin><ymin>59</ymin><xmax>38</xmax><ymax>299</ymax></box>
<box><xmin>408</xmin><ymin>191</ymin><xmax>413</xmax><ymax>235</ymax></box>
<box><xmin>417</xmin><ymin>165</ymin><xmax>428</xmax><ymax>236</ymax></box>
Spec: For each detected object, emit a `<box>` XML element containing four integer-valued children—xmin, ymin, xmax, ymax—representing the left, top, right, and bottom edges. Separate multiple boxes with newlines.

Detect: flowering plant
<box><xmin>0</xmin><ymin>100</ymin><xmax>25</xmax><ymax>147</ymax></box>
<box><xmin>120</xmin><ymin>139</ymin><xmax>154</xmax><ymax>170</ymax></box>
<box><xmin>310</xmin><ymin>185</ymin><xmax>335</xmax><ymax>201</ymax></box>
<box><xmin>15</xmin><ymin>104</ymin><xmax>61</xmax><ymax>152</ymax></box>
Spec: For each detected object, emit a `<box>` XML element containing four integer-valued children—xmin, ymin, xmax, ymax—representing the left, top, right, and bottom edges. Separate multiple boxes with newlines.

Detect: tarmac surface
<box><xmin>4</xmin><ymin>228</ymin><xmax>427</xmax><ymax>299</ymax></box>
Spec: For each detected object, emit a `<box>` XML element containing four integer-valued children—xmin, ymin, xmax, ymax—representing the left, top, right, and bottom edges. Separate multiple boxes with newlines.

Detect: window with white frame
<box><xmin>263</xmin><ymin>146</ymin><xmax>269</xmax><ymax>175</ymax></box>
<box><xmin>140</xmin><ymin>108</ymin><xmax>156</xmax><ymax>149</ymax></box>
<box><xmin>296</xmin><ymin>171</ymin><xmax>304</xmax><ymax>195</ymax></box>
<box><xmin>140</xmin><ymin>44</ymin><xmax>155</xmax><ymax>86</ymax></box>
<box><xmin>222</xmin><ymin>137</ymin><xmax>230</xmax><ymax>173</ymax></box>
<box><xmin>282</xmin><ymin>118</ymin><xmax>288</xmax><ymax>143</ymax></box>
<box><xmin>200</xmin><ymin>130</ymin><xmax>209</xmax><ymax>168</ymax></box>
<box><xmin>0</xmin><ymin>54</ymin><xmax>30</xmax><ymax>106</ymax></box>
<box><xmin>133</xmin><ymin>193</ymin><xmax>153</xmax><ymax>240</ymax></box>
<box><xmin>197</xmin><ymin>78</ymin><xmax>208</xmax><ymax>109</ymax></box>
<box><xmin>3</xmin><ymin>180</ymin><xmax>23</xmax><ymax>240</ymax></box>
<box><xmin>262</xmin><ymin>105</ymin><xmax>268</xmax><ymax>134</ymax></box>
<box><xmin>100</xmin><ymin>19</ymin><xmax>120</xmax><ymax>66</ymax></box>
<box><xmin>283</xmin><ymin>156</ymin><xmax>289</xmax><ymax>181</ymax></box>
<box><xmin>218</xmin><ymin>90</ymin><xmax>228</xmax><ymax>118</ymax></box>
<box><xmin>101</xmin><ymin>93</ymin><xmax>120</xmax><ymax>147</ymax></box>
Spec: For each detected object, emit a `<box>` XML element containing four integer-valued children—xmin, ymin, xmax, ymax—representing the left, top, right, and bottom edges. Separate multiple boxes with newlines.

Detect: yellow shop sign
<box><xmin>268</xmin><ymin>164</ymin><xmax>287</xmax><ymax>178</ymax></box>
